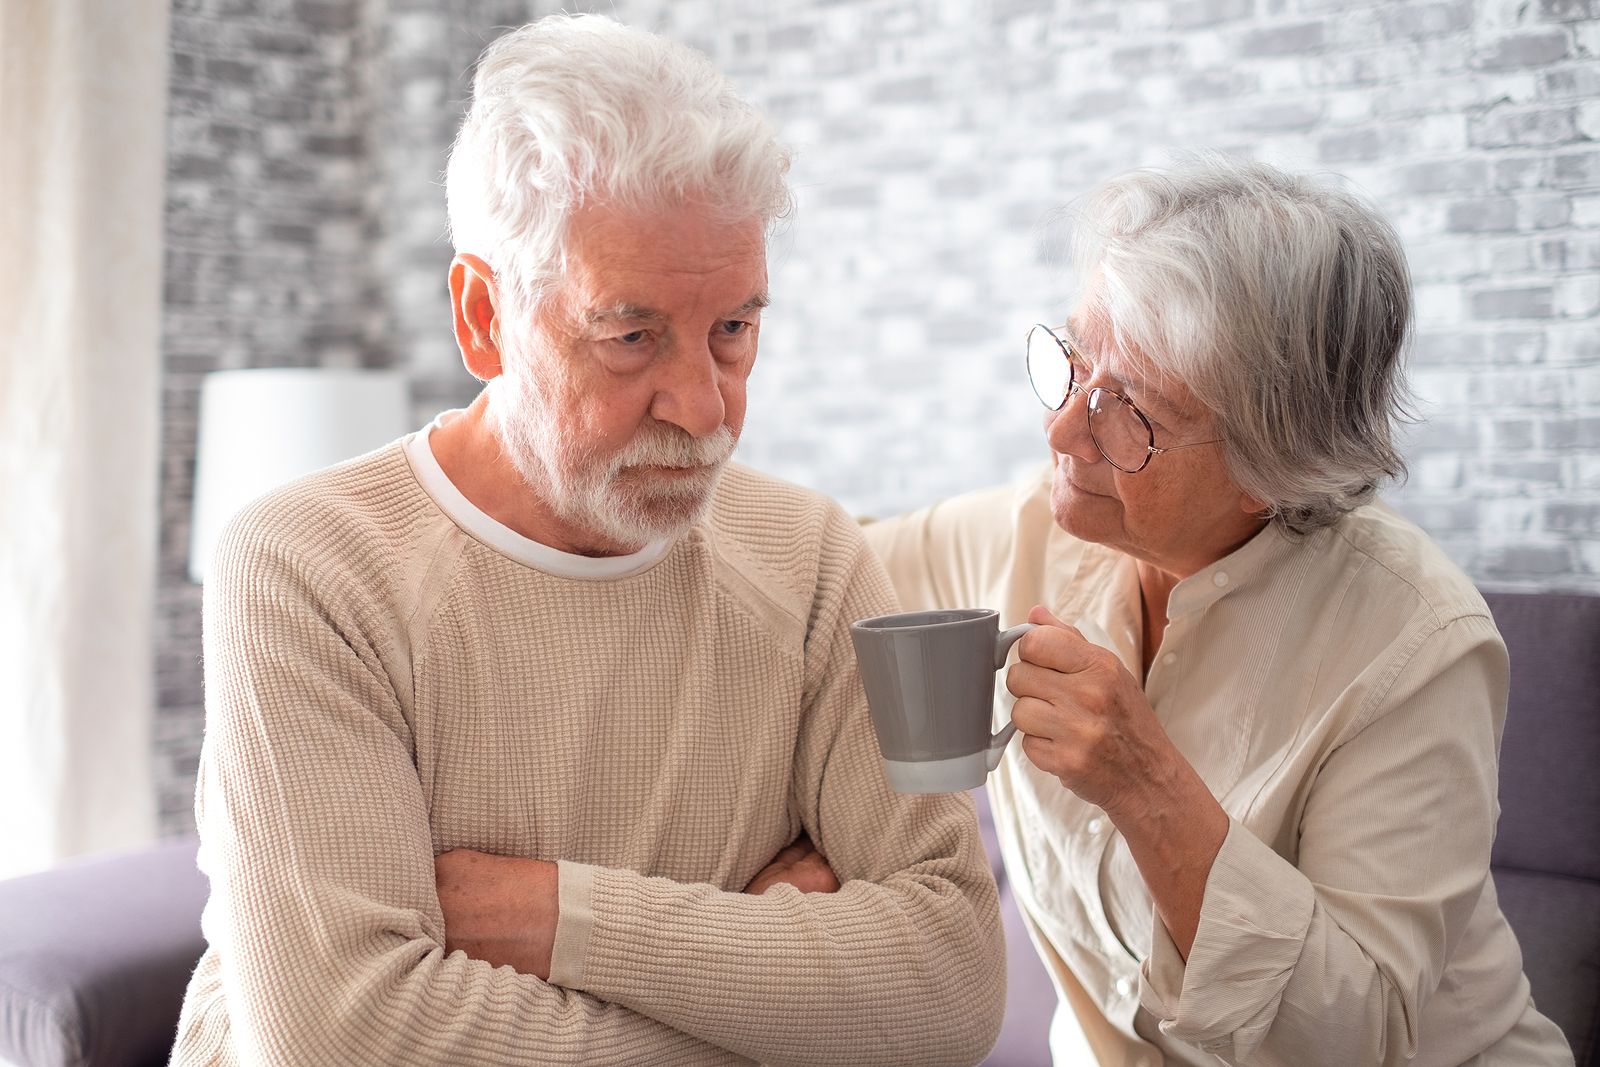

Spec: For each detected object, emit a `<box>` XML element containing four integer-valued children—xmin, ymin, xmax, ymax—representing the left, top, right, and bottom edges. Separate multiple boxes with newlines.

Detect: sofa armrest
<box><xmin>0</xmin><ymin>838</ymin><xmax>207</xmax><ymax>1067</ymax></box>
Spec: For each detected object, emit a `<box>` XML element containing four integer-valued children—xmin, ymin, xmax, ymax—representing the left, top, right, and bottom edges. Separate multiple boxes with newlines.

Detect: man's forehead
<box><xmin>559</xmin><ymin>205</ymin><xmax>769</xmax><ymax>322</ymax></box>
<box><xmin>580</xmin><ymin>291</ymin><xmax>770</xmax><ymax>325</ymax></box>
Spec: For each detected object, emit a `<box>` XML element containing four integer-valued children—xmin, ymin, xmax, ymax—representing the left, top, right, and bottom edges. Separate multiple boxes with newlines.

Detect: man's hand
<box><xmin>435</xmin><ymin>849</ymin><xmax>559</xmax><ymax>980</ymax></box>
<box><xmin>743</xmin><ymin>835</ymin><xmax>840</xmax><ymax>895</ymax></box>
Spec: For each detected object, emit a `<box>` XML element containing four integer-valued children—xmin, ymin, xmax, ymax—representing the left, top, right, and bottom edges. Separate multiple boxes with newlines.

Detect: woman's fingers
<box><xmin>1016</xmin><ymin>616</ymin><xmax>1112</xmax><ymax>675</ymax></box>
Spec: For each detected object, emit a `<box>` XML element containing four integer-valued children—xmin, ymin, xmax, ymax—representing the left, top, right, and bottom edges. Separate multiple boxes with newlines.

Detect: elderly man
<box><xmin>170</xmin><ymin>15</ymin><xmax>1003</xmax><ymax>1067</ymax></box>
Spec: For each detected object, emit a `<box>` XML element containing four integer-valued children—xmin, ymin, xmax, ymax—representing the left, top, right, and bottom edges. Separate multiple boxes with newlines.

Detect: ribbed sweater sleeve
<box><xmin>184</xmin><ymin>509</ymin><xmax>746</xmax><ymax>1066</ymax></box>
<box><xmin>545</xmin><ymin>508</ymin><xmax>1007</xmax><ymax>1066</ymax></box>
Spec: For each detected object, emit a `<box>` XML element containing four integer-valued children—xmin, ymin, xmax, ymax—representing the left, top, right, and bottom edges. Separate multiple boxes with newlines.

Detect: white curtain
<box><xmin>0</xmin><ymin>0</ymin><xmax>169</xmax><ymax>877</ymax></box>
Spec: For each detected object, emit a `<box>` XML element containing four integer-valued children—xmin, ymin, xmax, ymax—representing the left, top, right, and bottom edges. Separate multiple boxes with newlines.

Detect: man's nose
<box><xmin>650</xmin><ymin>342</ymin><xmax>727</xmax><ymax>438</ymax></box>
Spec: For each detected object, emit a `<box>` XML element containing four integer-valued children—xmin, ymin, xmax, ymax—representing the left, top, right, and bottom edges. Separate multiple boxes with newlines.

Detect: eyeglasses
<box><xmin>1025</xmin><ymin>323</ymin><xmax>1219</xmax><ymax>474</ymax></box>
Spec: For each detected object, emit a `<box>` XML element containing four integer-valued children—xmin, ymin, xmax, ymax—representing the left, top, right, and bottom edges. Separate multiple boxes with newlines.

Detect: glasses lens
<box><xmin>1026</xmin><ymin>326</ymin><xmax>1071</xmax><ymax>409</ymax></box>
<box><xmin>1087</xmin><ymin>389</ymin><xmax>1153</xmax><ymax>472</ymax></box>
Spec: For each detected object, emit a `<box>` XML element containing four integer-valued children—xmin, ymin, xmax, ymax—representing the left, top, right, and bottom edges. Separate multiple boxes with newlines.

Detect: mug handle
<box><xmin>986</xmin><ymin>623</ymin><xmax>1036</xmax><ymax>771</ymax></box>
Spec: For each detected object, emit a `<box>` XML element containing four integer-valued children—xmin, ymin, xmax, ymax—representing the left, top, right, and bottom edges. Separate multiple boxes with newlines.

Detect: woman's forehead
<box><xmin>1062</xmin><ymin>312</ymin><xmax>1196</xmax><ymax>420</ymax></box>
<box><xmin>1061</xmin><ymin>314</ymin><xmax>1154</xmax><ymax>389</ymax></box>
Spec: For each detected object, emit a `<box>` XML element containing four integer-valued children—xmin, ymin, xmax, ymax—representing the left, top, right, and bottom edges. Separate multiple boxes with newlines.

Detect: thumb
<box><xmin>1027</xmin><ymin>604</ymin><xmax>1069</xmax><ymax>629</ymax></box>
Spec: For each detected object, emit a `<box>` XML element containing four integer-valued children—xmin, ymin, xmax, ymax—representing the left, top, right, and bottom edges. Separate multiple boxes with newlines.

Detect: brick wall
<box><xmin>154</xmin><ymin>0</ymin><xmax>1600</xmax><ymax>833</ymax></box>
<box><xmin>156</xmin><ymin>0</ymin><xmax>495</xmax><ymax>831</ymax></box>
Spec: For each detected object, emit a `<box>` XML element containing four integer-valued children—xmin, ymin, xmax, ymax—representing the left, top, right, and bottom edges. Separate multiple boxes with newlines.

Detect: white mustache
<box><xmin>614</xmin><ymin>423</ymin><xmax>736</xmax><ymax>471</ymax></box>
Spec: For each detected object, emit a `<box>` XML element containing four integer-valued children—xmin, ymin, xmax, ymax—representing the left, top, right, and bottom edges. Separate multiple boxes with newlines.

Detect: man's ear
<box><xmin>449</xmin><ymin>253</ymin><xmax>503</xmax><ymax>381</ymax></box>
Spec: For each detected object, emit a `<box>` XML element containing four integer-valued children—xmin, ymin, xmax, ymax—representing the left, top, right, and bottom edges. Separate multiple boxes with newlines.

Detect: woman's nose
<box><xmin>1043</xmin><ymin>387</ymin><xmax>1099</xmax><ymax>464</ymax></box>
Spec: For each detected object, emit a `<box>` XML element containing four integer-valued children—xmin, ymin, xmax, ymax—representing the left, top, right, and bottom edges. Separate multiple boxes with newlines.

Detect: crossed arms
<box><xmin>434</xmin><ymin>834</ymin><xmax>840</xmax><ymax>980</ymax></box>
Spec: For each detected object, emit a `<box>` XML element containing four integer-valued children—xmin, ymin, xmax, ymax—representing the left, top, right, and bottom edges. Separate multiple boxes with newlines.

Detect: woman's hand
<box><xmin>1005</xmin><ymin>604</ymin><xmax>1229</xmax><ymax>957</ymax></box>
<box><xmin>1005</xmin><ymin>605</ymin><xmax>1184</xmax><ymax>820</ymax></box>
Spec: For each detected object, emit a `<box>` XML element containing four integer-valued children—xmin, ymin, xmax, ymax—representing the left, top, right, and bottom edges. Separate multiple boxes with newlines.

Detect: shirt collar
<box><xmin>1165</xmin><ymin>519</ymin><xmax>1292</xmax><ymax>619</ymax></box>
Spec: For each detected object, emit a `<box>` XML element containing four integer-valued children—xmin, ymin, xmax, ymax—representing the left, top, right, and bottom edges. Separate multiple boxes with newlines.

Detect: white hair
<box><xmin>1071</xmin><ymin>153</ymin><xmax>1415</xmax><ymax>533</ymax></box>
<box><xmin>445</xmin><ymin>13</ymin><xmax>792</xmax><ymax>314</ymax></box>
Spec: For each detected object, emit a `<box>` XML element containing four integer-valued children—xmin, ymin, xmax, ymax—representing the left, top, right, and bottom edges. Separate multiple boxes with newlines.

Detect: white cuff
<box><xmin>548</xmin><ymin>860</ymin><xmax>599</xmax><ymax>989</ymax></box>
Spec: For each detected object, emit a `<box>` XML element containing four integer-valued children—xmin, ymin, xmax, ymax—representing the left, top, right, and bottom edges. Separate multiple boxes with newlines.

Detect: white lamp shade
<box><xmin>188</xmin><ymin>368</ymin><xmax>412</xmax><ymax>583</ymax></box>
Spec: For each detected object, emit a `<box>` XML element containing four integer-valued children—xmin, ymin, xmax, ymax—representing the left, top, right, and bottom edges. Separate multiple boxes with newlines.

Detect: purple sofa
<box><xmin>0</xmin><ymin>591</ymin><xmax>1593</xmax><ymax>1067</ymax></box>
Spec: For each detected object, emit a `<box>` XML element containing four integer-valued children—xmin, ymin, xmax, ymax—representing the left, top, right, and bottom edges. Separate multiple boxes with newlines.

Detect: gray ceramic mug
<box><xmin>850</xmin><ymin>609</ymin><xmax>1036</xmax><ymax>793</ymax></box>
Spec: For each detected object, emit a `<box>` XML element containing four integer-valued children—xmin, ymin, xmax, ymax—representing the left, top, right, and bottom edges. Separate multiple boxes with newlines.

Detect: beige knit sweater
<box><xmin>170</xmin><ymin>429</ymin><xmax>1004</xmax><ymax>1067</ymax></box>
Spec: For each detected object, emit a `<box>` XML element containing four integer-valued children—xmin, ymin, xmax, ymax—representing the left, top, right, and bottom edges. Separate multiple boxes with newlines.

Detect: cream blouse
<box><xmin>863</xmin><ymin>465</ymin><xmax>1573</xmax><ymax>1067</ymax></box>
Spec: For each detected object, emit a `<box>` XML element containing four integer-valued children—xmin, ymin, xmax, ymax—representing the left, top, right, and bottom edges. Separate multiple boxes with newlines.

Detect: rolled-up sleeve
<box><xmin>1138</xmin><ymin>614</ymin><xmax>1508</xmax><ymax>1067</ymax></box>
<box><xmin>1141</xmin><ymin>819</ymin><xmax>1316</xmax><ymax>1059</ymax></box>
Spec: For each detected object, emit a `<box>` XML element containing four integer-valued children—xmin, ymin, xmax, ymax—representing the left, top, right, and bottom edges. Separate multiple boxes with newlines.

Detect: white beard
<box><xmin>485</xmin><ymin>358</ymin><xmax>735</xmax><ymax>552</ymax></box>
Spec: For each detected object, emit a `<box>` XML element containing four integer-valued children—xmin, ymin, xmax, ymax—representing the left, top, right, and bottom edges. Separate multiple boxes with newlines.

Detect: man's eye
<box><xmin>616</xmin><ymin>330</ymin><xmax>648</xmax><ymax>345</ymax></box>
<box><xmin>718</xmin><ymin>320</ymin><xmax>751</xmax><ymax>336</ymax></box>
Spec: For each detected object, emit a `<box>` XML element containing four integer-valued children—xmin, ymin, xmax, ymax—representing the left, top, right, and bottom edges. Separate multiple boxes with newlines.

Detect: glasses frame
<box><xmin>1026</xmin><ymin>323</ymin><xmax>1217</xmax><ymax>475</ymax></box>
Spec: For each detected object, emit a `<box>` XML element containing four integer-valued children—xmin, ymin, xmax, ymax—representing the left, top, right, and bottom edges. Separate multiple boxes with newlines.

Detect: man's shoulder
<box><xmin>706</xmin><ymin>463</ymin><xmax>860</xmax><ymax>550</ymax></box>
<box><xmin>698</xmin><ymin>463</ymin><xmax>874</xmax><ymax>621</ymax></box>
<box><xmin>212</xmin><ymin>440</ymin><xmax>445</xmax><ymax>596</ymax></box>
<box><xmin>710</xmin><ymin>462</ymin><xmax>845</xmax><ymax>518</ymax></box>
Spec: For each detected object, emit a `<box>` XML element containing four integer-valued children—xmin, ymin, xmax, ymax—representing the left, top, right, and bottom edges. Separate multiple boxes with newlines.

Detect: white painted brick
<box><xmin>1574</xmin><ymin>196</ymin><xmax>1600</xmax><ymax>227</ymax></box>
<box><xmin>1539</xmin><ymin>62</ymin><xmax>1600</xmax><ymax>101</ymax></box>
<box><xmin>1575</xmin><ymin>362</ymin><xmax>1600</xmax><ymax>405</ymax></box>
<box><xmin>1412</xmin><ymin>367</ymin><xmax>1473</xmax><ymax>411</ymax></box>
<box><xmin>1475</xmin><ymin>0</ymin><xmax>1534</xmax><ymax>31</ymax></box>
<box><xmin>1576</xmin><ymin>455</ymin><xmax>1600</xmax><ymax>491</ymax></box>
<box><xmin>1126</xmin><ymin>2</ymin><xmax>1171</xmax><ymax>31</ymax></box>
<box><xmin>1414</xmin><ymin>282</ymin><xmax>1466</xmax><ymax>325</ymax></box>
<box><xmin>1416</xmin><ymin>113</ymin><xmax>1470</xmax><ymax>152</ymax></box>
<box><xmin>1555</xmin><ymin>275</ymin><xmax>1600</xmax><ymax>317</ymax></box>
<box><xmin>1185</xmin><ymin>31</ymin><xmax>1229</xmax><ymax>66</ymax></box>
<box><xmin>1480</xmin><ymin>498</ymin><xmax>1543</xmax><ymax>536</ymax></box>
<box><xmin>1257</xmin><ymin>58</ymin><xmax>1309</xmax><ymax>93</ymax></box>
<box><xmin>1546</xmin><ymin>323</ymin><xmax>1600</xmax><ymax>364</ymax></box>
<box><xmin>1486</xmin><ymin>237</ymin><xmax>1538</xmax><ymax>273</ymax></box>
<box><xmin>1578</xmin><ymin>99</ymin><xmax>1600</xmax><ymax>140</ymax></box>
<box><xmin>1415</xmin><ymin>451</ymin><xmax>1466</xmax><ymax>490</ymax></box>
<box><xmin>1325</xmin><ymin>90</ymin><xmax>1375</xmax><ymax>124</ymax></box>
<box><xmin>1481</xmin><ymin>73</ymin><xmax>1542</xmax><ymax>104</ymax></box>
<box><xmin>1575</xmin><ymin>20</ymin><xmax>1600</xmax><ymax>55</ymax></box>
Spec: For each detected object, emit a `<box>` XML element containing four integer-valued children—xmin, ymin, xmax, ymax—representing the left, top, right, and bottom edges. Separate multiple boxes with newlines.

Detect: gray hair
<box><xmin>445</xmin><ymin>14</ymin><xmax>791</xmax><ymax>314</ymax></box>
<box><xmin>1071</xmin><ymin>153</ymin><xmax>1414</xmax><ymax>534</ymax></box>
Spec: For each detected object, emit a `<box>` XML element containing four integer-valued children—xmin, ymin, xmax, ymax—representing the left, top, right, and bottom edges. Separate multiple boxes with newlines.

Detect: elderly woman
<box><xmin>863</xmin><ymin>157</ymin><xmax>1574</xmax><ymax>1066</ymax></box>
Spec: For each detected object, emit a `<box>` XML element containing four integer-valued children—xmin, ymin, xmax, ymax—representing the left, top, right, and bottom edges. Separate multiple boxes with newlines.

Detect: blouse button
<box><xmin>1161</xmin><ymin>652</ymin><xmax>1176</xmax><ymax>667</ymax></box>
<box><xmin>1086</xmin><ymin>817</ymin><xmax>1104</xmax><ymax>835</ymax></box>
<box><xmin>1213</xmin><ymin>571</ymin><xmax>1229</xmax><ymax>588</ymax></box>
<box><xmin>1115</xmin><ymin>976</ymin><xmax>1134</xmax><ymax>998</ymax></box>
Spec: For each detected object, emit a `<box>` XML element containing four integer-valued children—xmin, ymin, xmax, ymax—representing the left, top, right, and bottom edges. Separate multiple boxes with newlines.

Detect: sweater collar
<box><xmin>402</xmin><ymin>410</ymin><xmax>671</xmax><ymax>579</ymax></box>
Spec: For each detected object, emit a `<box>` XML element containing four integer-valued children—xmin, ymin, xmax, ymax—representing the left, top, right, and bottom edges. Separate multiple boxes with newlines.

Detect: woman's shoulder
<box><xmin>1324</xmin><ymin>499</ymin><xmax>1495</xmax><ymax>632</ymax></box>
<box><xmin>861</xmin><ymin>463</ymin><xmax>1049</xmax><ymax>558</ymax></box>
